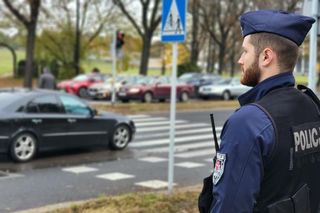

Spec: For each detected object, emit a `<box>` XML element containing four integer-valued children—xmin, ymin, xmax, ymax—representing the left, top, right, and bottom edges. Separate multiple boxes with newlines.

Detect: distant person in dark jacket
<box><xmin>38</xmin><ymin>67</ymin><xmax>56</xmax><ymax>90</ymax></box>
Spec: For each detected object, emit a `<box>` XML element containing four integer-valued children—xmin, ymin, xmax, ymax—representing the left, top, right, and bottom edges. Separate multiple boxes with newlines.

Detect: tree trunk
<box><xmin>217</xmin><ymin>36</ymin><xmax>227</xmax><ymax>75</ymax></box>
<box><xmin>74</xmin><ymin>0</ymin><xmax>81</xmax><ymax>75</ymax></box>
<box><xmin>139</xmin><ymin>36</ymin><xmax>151</xmax><ymax>75</ymax></box>
<box><xmin>206</xmin><ymin>37</ymin><xmax>215</xmax><ymax>73</ymax></box>
<box><xmin>190</xmin><ymin>0</ymin><xmax>200</xmax><ymax>65</ymax></box>
<box><xmin>217</xmin><ymin>48</ymin><xmax>225</xmax><ymax>75</ymax></box>
<box><xmin>230</xmin><ymin>48</ymin><xmax>236</xmax><ymax>77</ymax></box>
<box><xmin>24</xmin><ymin>25</ymin><xmax>36</xmax><ymax>88</ymax></box>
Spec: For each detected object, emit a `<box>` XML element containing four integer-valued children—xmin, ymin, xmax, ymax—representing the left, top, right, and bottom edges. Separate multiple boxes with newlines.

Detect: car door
<box><xmin>154</xmin><ymin>76</ymin><xmax>171</xmax><ymax>99</ymax></box>
<box><xmin>58</xmin><ymin>94</ymin><xmax>108</xmax><ymax>147</ymax></box>
<box><xmin>230</xmin><ymin>78</ymin><xmax>250</xmax><ymax>96</ymax></box>
<box><xmin>22</xmin><ymin>95</ymin><xmax>70</xmax><ymax>151</ymax></box>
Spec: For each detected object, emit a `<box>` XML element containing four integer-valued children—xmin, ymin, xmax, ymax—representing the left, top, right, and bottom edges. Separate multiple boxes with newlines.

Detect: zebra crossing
<box><xmin>128</xmin><ymin>114</ymin><xmax>222</xmax><ymax>159</ymax></box>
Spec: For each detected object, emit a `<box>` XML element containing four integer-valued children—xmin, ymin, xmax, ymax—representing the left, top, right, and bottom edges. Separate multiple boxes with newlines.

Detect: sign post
<box><xmin>111</xmin><ymin>28</ymin><xmax>117</xmax><ymax>105</ymax></box>
<box><xmin>161</xmin><ymin>0</ymin><xmax>187</xmax><ymax>194</ymax></box>
<box><xmin>303</xmin><ymin>0</ymin><xmax>319</xmax><ymax>91</ymax></box>
<box><xmin>308</xmin><ymin>0</ymin><xmax>319</xmax><ymax>91</ymax></box>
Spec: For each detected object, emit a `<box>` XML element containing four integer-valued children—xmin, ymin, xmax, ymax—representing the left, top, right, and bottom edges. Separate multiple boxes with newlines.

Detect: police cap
<box><xmin>240</xmin><ymin>10</ymin><xmax>315</xmax><ymax>46</ymax></box>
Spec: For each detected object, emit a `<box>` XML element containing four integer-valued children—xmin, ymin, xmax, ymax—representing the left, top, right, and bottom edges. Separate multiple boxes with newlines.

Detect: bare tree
<box><xmin>199</xmin><ymin>0</ymin><xmax>249</xmax><ymax>75</ymax></box>
<box><xmin>253</xmin><ymin>0</ymin><xmax>301</xmax><ymax>11</ymax></box>
<box><xmin>113</xmin><ymin>0</ymin><xmax>161</xmax><ymax>75</ymax></box>
<box><xmin>3</xmin><ymin>0</ymin><xmax>41</xmax><ymax>88</ymax></box>
<box><xmin>38</xmin><ymin>0</ymin><xmax>116</xmax><ymax>76</ymax></box>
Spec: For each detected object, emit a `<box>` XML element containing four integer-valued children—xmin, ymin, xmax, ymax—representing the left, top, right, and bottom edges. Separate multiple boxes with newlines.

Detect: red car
<box><xmin>118</xmin><ymin>76</ymin><xmax>194</xmax><ymax>102</ymax></box>
<box><xmin>57</xmin><ymin>74</ymin><xmax>105</xmax><ymax>97</ymax></box>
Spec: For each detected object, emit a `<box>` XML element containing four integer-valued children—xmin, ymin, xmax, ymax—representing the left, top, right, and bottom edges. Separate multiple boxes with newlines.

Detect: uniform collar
<box><xmin>238</xmin><ymin>71</ymin><xmax>295</xmax><ymax>106</ymax></box>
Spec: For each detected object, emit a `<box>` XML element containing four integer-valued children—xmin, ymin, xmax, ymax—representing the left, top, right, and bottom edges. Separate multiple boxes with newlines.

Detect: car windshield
<box><xmin>73</xmin><ymin>75</ymin><xmax>88</xmax><ymax>81</ymax></box>
<box><xmin>0</xmin><ymin>93</ymin><xmax>23</xmax><ymax>110</ymax></box>
<box><xmin>179</xmin><ymin>73</ymin><xmax>202</xmax><ymax>82</ymax></box>
<box><xmin>136</xmin><ymin>76</ymin><xmax>153</xmax><ymax>85</ymax></box>
<box><xmin>216</xmin><ymin>78</ymin><xmax>232</xmax><ymax>85</ymax></box>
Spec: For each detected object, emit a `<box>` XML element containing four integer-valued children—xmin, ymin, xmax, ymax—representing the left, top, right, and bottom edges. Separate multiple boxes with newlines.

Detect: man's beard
<box><xmin>240</xmin><ymin>57</ymin><xmax>261</xmax><ymax>87</ymax></box>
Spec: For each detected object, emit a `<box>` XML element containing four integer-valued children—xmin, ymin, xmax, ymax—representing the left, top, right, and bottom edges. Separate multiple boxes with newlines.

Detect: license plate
<box><xmin>118</xmin><ymin>92</ymin><xmax>126</xmax><ymax>96</ymax></box>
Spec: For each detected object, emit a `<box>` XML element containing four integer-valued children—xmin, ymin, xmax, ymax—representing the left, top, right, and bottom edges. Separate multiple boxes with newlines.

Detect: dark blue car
<box><xmin>0</xmin><ymin>89</ymin><xmax>135</xmax><ymax>162</ymax></box>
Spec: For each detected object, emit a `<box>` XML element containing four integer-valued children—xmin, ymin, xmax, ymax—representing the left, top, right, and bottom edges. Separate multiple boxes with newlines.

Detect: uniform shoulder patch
<box><xmin>213</xmin><ymin>153</ymin><xmax>227</xmax><ymax>185</ymax></box>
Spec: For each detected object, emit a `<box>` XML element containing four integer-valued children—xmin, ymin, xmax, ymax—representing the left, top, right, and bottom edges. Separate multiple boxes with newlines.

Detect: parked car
<box><xmin>198</xmin><ymin>77</ymin><xmax>251</xmax><ymax>100</ymax></box>
<box><xmin>0</xmin><ymin>89</ymin><xmax>135</xmax><ymax>162</ymax></box>
<box><xmin>118</xmin><ymin>76</ymin><xmax>194</xmax><ymax>103</ymax></box>
<box><xmin>57</xmin><ymin>74</ymin><xmax>106</xmax><ymax>97</ymax></box>
<box><xmin>179</xmin><ymin>72</ymin><xmax>222</xmax><ymax>96</ymax></box>
<box><xmin>88</xmin><ymin>75</ymin><xmax>139</xmax><ymax>100</ymax></box>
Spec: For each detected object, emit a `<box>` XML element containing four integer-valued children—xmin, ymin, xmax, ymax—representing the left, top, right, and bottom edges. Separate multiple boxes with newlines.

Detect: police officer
<box><xmin>200</xmin><ymin>10</ymin><xmax>320</xmax><ymax>213</ymax></box>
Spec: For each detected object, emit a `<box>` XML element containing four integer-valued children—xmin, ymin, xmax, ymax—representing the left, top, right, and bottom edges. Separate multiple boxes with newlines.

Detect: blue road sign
<box><xmin>161</xmin><ymin>0</ymin><xmax>187</xmax><ymax>42</ymax></box>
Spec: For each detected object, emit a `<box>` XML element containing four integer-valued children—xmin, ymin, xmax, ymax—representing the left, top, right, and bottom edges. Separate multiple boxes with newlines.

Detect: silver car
<box><xmin>198</xmin><ymin>77</ymin><xmax>251</xmax><ymax>100</ymax></box>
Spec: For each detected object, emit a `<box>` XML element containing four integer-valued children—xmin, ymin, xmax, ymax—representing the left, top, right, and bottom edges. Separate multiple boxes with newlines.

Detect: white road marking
<box><xmin>138</xmin><ymin>157</ymin><xmax>168</xmax><ymax>163</ymax></box>
<box><xmin>129</xmin><ymin>134</ymin><xmax>214</xmax><ymax>148</ymax></box>
<box><xmin>204</xmin><ymin>158</ymin><xmax>214</xmax><ymax>163</ymax></box>
<box><xmin>62</xmin><ymin>166</ymin><xmax>98</xmax><ymax>174</ymax></box>
<box><xmin>96</xmin><ymin>172</ymin><xmax>135</xmax><ymax>181</ymax></box>
<box><xmin>137</xmin><ymin>123</ymin><xmax>210</xmax><ymax>133</ymax></box>
<box><xmin>135</xmin><ymin>120</ymin><xmax>187</xmax><ymax>127</ymax></box>
<box><xmin>135</xmin><ymin>128</ymin><xmax>219</xmax><ymax>139</ymax></box>
<box><xmin>143</xmin><ymin>141</ymin><xmax>216</xmax><ymax>153</ymax></box>
<box><xmin>135</xmin><ymin>180</ymin><xmax>176</xmax><ymax>189</ymax></box>
<box><xmin>175</xmin><ymin>162</ymin><xmax>205</xmax><ymax>168</ymax></box>
<box><xmin>133</xmin><ymin>117</ymin><xmax>167</xmax><ymax>122</ymax></box>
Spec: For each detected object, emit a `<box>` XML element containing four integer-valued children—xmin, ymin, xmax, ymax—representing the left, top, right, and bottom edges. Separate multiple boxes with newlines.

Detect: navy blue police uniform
<box><xmin>198</xmin><ymin>10</ymin><xmax>320</xmax><ymax>213</ymax></box>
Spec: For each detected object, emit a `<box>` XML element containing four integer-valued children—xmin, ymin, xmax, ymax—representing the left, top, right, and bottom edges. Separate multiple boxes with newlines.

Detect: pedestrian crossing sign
<box><xmin>161</xmin><ymin>0</ymin><xmax>187</xmax><ymax>42</ymax></box>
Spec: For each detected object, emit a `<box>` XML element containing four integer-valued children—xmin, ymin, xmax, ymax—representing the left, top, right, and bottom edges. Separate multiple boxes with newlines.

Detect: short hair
<box><xmin>249</xmin><ymin>33</ymin><xmax>299</xmax><ymax>71</ymax></box>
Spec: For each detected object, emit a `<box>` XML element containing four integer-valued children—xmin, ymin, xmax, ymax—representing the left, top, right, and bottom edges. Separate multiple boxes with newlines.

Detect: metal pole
<box><xmin>308</xmin><ymin>0</ymin><xmax>318</xmax><ymax>91</ymax></box>
<box><xmin>302</xmin><ymin>43</ymin><xmax>305</xmax><ymax>75</ymax></box>
<box><xmin>111</xmin><ymin>29</ymin><xmax>117</xmax><ymax>105</ymax></box>
<box><xmin>168</xmin><ymin>42</ymin><xmax>178</xmax><ymax>193</ymax></box>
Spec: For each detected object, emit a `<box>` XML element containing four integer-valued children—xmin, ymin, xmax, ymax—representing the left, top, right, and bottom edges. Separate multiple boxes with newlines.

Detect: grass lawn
<box><xmin>45</xmin><ymin>188</ymin><xmax>200</xmax><ymax>213</ymax></box>
<box><xmin>0</xmin><ymin>48</ymin><xmax>25</xmax><ymax>76</ymax></box>
<box><xmin>0</xmin><ymin>48</ymin><xmax>162</xmax><ymax>77</ymax></box>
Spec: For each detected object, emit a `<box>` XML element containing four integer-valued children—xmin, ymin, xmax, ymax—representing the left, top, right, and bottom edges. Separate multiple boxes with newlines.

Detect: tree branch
<box><xmin>2</xmin><ymin>0</ymin><xmax>29</xmax><ymax>26</ymax></box>
<box><xmin>113</xmin><ymin>0</ymin><xmax>144</xmax><ymax>37</ymax></box>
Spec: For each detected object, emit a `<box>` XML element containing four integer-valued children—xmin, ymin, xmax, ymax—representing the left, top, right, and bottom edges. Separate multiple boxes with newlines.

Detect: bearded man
<box><xmin>199</xmin><ymin>10</ymin><xmax>320</xmax><ymax>213</ymax></box>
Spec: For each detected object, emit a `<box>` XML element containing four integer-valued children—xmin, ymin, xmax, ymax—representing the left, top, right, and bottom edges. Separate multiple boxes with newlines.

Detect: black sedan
<box><xmin>0</xmin><ymin>88</ymin><xmax>135</xmax><ymax>162</ymax></box>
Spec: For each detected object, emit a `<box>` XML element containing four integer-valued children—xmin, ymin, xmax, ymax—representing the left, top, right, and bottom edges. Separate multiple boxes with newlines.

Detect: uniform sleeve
<box><xmin>210</xmin><ymin>105</ymin><xmax>275</xmax><ymax>213</ymax></box>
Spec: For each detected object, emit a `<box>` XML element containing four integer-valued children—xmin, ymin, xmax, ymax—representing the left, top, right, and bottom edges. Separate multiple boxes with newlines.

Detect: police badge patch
<box><xmin>213</xmin><ymin>153</ymin><xmax>227</xmax><ymax>185</ymax></box>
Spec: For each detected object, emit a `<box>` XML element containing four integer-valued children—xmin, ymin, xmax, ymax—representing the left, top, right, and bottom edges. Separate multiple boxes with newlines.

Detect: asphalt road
<box><xmin>0</xmin><ymin>109</ymin><xmax>234</xmax><ymax>212</ymax></box>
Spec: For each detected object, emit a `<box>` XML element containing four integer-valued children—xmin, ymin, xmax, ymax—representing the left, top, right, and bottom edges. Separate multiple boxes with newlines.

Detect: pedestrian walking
<box><xmin>38</xmin><ymin>66</ymin><xmax>56</xmax><ymax>90</ymax></box>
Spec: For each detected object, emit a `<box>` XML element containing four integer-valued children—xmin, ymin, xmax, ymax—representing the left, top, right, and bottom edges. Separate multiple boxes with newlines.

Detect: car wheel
<box><xmin>10</xmin><ymin>133</ymin><xmax>37</xmax><ymax>162</ymax></box>
<box><xmin>143</xmin><ymin>92</ymin><xmax>153</xmax><ymax>103</ymax></box>
<box><xmin>180</xmin><ymin>92</ymin><xmax>189</xmax><ymax>102</ymax></box>
<box><xmin>222</xmin><ymin>91</ymin><xmax>231</xmax><ymax>100</ymax></box>
<box><xmin>109</xmin><ymin>125</ymin><xmax>131</xmax><ymax>150</ymax></box>
<box><xmin>78</xmin><ymin>87</ymin><xmax>88</xmax><ymax>97</ymax></box>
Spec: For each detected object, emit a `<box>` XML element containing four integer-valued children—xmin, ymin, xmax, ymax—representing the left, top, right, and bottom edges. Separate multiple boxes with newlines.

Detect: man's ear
<box><xmin>260</xmin><ymin>48</ymin><xmax>274</xmax><ymax>67</ymax></box>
